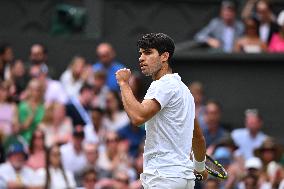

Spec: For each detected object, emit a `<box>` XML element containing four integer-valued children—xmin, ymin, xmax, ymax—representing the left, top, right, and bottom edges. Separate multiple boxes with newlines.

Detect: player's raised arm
<box><xmin>192</xmin><ymin>118</ymin><xmax>208</xmax><ymax>179</ymax></box>
<box><xmin>116</xmin><ymin>68</ymin><xmax>160</xmax><ymax>126</ymax></box>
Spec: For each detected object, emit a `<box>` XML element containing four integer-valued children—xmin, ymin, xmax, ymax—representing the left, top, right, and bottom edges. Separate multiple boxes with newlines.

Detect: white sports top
<box><xmin>143</xmin><ymin>73</ymin><xmax>195</xmax><ymax>179</ymax></box>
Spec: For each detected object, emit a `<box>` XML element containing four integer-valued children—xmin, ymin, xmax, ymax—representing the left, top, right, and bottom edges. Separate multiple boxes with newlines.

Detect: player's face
<box><xmin>139</xmin><ymin>48</ymin><xmax>163</xmax><ymax>76</ymax></box>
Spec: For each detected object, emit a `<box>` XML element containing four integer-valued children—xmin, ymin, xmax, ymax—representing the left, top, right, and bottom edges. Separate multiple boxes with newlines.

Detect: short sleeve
<box><xmin>144</xmin><ymin>80</ymin><xmax>174</xmax><ymax>109</ymax></box>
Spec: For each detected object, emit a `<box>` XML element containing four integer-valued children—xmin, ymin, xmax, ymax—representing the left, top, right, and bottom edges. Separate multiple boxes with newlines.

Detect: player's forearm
<box><xmin>192</xmin><ymin>119</ymin><xmax>206</xmax><ymax>161</ymax></box>
<box><xmin>119</xmin><ymin>82</ymin><xmax>146</xmax><ymax>126</ymax></box>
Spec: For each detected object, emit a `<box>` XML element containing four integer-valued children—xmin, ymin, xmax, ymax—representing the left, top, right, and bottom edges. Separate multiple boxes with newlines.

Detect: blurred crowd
<box><xmin>179</xmin><ymin>0</ymin><xmax>284</xmax><ymax>53</ymax></box>
<box><xmin>0</xmin><ymin>0</ymin><xmax>284</xmax><ymax>189</ymax></box>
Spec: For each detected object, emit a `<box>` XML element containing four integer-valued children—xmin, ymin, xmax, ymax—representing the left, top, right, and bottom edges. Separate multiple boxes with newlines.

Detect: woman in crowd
<box><xmin>234</xmin><ymin>17</ymin><xmax>267</xmax><ymax>53</ymax></box>
<box><xmin>269</xmin><ymin>10</ymin><xmax>284</xmax><ymax>52</ymax></box>
<box><xmin>39</xmin><ymin>102</ymin><xmax>72</xmax><ymax>147</ymax></box>
<box><xmin>18</xmin><ymin>79</ymin><xmax>45</xmax><ymax>144</ymax></box>
<box><xmin>26</xmin><ymin>129</ymin><xmax>46</xmax><ymax>170</ymax></box>
<box><xmin>103</xmin><ymin>91</ymin><xmax>130</xmax><ymax>131</ymax></box>
<box><xmin>38</xmin><ymin>144</ymin><xmax>76</xmax><ymax>189</ymax></box>
<box><xmin>0</xmin><ymin>81</ymin><xmax>19</xmax><ymax>138</ymax></box>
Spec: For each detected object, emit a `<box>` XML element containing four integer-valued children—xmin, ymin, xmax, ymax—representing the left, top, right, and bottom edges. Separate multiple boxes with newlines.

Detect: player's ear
<box><xmin>161</xmin><ymin>52</ymin><xmax>169</xmax><ymax>62</ymax></box>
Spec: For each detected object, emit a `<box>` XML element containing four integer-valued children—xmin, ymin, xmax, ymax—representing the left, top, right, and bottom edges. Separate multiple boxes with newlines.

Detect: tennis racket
<box><xmin>195</xmin><ymin>154</ymin><xmax>228</xmax><ymax>181</ymax></box>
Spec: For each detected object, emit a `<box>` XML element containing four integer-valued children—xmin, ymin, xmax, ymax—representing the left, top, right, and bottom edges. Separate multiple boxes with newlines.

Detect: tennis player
<box><xmin>116</xmin><ymin>33</ymin><xmax>207</xmax><ymax>188</ymax></box>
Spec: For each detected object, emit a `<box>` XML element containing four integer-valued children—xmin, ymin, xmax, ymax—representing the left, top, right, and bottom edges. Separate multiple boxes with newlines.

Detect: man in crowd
<box><xmin>231</xmin><ymin>109</ymin><xmax>267</xmax><ymax>160</ymax></box>
<box><xmin>66</xmin><ymin>83</ymin><xmax>94</xmax><ymax>126</ymax></box>
<box><xmin>0</xmin><ymin>43</ymin><xmax>14</xmax><ymax>80</ymax></box>
<box><xmin>202</xmin><ymin>100</ymin><xmax>229</xmax><ymax>147</ymax></box>
<box><xmin>194</xmin><ymin>0</ymin><xmax>244</xmax><ymax>52</ymax></box>
<box><xmin>242</xmin><ymin>0</ymin><xmax>279</xmax><ymax>44</ymax></box>
<box><xmin>0</xmin><ymin>142</ymin><xmax>41</xmax><ymax>189</ymax></box>
<box><xmin>61</xmin><ymin>125</ymin><xmax>88</xmax><ymax>186</ymax></box>
<box><xmin>93</xmin><ymin>42</ymin><xmax>125</xmax><ymax>91</ymax></box>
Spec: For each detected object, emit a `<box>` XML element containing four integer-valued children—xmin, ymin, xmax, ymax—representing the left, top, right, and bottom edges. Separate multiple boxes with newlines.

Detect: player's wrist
<box><xmin>118</xmin><ymin>80</ymin><xmax>128</xmax><ymax>86</ymax></box>
<box><xmin>194</xmin><ymin>156</ymin><xmax>206</xmax><ymax>173</ymax></box>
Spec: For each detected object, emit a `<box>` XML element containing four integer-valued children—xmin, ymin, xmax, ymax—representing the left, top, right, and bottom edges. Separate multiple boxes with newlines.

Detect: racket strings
<box><xmin>206</xmin><ymin>158</ymin><xmax>227</xmax><ymax>177</ymax></box>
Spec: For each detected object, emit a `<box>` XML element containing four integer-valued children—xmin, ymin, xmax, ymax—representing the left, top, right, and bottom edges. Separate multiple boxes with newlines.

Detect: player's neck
<box><xmin>152</xmin><ymin>64</ymin><xmax>172</xmax><ymax>81</ymax></box>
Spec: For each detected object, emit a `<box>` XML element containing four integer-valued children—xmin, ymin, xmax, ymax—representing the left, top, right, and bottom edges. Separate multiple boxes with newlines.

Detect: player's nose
<box><xmin>139</xmin><ymin>55</ymin><xmax>144</xmax><ymax>63</ymax></box>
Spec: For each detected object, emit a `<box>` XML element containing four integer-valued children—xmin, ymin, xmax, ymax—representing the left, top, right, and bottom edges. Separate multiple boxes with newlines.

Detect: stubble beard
<box><xmin>144</xmin><ymin>61</ymin><xmax>162</xmax><ymax>77</ymax></box>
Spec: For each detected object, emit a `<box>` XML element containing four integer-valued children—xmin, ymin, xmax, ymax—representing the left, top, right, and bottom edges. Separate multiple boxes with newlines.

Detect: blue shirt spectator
<box><xmin>117</xmin><ymin>124</ymin><xmax>145</xmax><ymax>158</ymax></box>
<box><xmin>93</xmin><ymin>43</ymin><xmax>125</xmax><ymax>91</ymax></box>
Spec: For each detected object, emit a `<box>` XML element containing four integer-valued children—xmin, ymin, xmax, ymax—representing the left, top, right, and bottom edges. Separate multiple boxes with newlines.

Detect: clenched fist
<box><xmin>116</xmin><ymin>68</ymin><xmax>131</xmax><ymax>85</ymax></box>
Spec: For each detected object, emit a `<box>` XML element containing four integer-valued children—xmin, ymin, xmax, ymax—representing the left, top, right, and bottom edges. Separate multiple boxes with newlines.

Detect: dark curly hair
<box><xmin>137</xmin><ymin>33</ymin><xmax>175</xmax><ymax>63</ymax></box>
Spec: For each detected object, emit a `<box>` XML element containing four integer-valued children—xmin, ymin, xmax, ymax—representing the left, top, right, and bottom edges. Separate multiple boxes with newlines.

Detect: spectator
<box><xmin>234</xmin><ymin>17</ymin><xmax>267</xmax><ymax>53</ymax></box>
<box><xmin>242</xmin><ymin>174</ymin><xmax>258</xmax><ymax>189</ymax></box>
<box><xmin>9</xmin><ymin>59</ymin><xmax>30</xmax><ymax>102</ymax></box>
<box><xmin>84</xmin><ymin>107</ymin><xmax>106</xmax><ymax>145</ymax></box>
<box><xmin>26</xmin><ymin>129</ymin><xmax>46</xmax><ymax>170</ymax></box>
<box><xmin>97</xmin><ymin>131</ymin><xmax>121</xmax><ymax>178</ymax></box>
<box><xmin>0</xmin><ymin>43</ymin><xmax>14</xmax><ymax>80</ymax></box>
<box><xmin>29</xmin><ymin>43</ymin><xmax>48</xmax><ymax>66</ymax></box>
<box><xmin>60</xmin><ymin>125</ymin><xmax>87</xmax><ymax>186</ymax></box>
<box><xmin>91</xmin><ymin>70</ymin><xmax>109</xmax><ymax>109</ymax></box>
<box><xmin>18</xmin><ymin>79</ymin><xmax>45</xmax><ymax>144</ymax></box>
<box><xmin>232</xmin><ymin>109</ymin><xmax>267</xmax><ymax>160</ymax></box>
<box><xmin>29</xmin><ymin>64</ymin><xmax>68</xmax><ymax>105</ymax></box>
<box><xmin>93</xmin><ymin>42</ymin><xmax>125</xmax><ymax>91</ymax></box>
<box><xmin>83</xmin><ymin>143</ymin><xmax>112</xmax><ymax>180</ymax></box>
<box><xmin>268</xmin><ymin>10</ymin><xmax>284</xmax><ymax>52</ymax></box>
<box><xmin>254</xmin><ymin>137</ymin><xmax>283</xmax><ymax>170</ymax></box>
<box><xmin>117</xmin><ymin>124</ymin><xmax>145</xmax><ymax>158</ymax></box>
<box><xmin>60</xmin><ymin>56</ymin><xmax>87</xmax><ymax>97</ymax></box>
<box><xmin>188</xmin><ymin>81</ymin><xmax>206</xmax><ymax>129</ymax></box>
<box><xmin>39</xmin><ymin>102</ymin><xmax>73</xmax><ymax>147</ymax></box>
<box><xmin>0</xmin><ymin>142</ymin><xmax>41</xmax><ymax>188</ymax></box>
<box><xmin>203</xmin><ymin>178</ymin><xmax>220</xmax><ymax>189</ymax></box>
<box><xmin>242</xmin><ymin>0</ymin><xmax>279</xmax><ymax>44</ymax></box>
<box><xmin>112</xmin><ymin>170</ymin><xmax>130</xmax><ymax>189</ymax></box>
<box><xmin>83</xmin><ymin>143</ymin><xmax>98</xmax><ymax>170</ymax></box>
<box><xmin>37</xmin><ymin>144</ymin><xmax>76</xmax><ymax>189</ymax></box>
<box><xmin>194</xmin><ymin>0</ymin><xmax>244</xmax><ymax>52</ymax></box>
<box><xmin>103</xmin><ymin>91</ymin><xmax>130</xmax><ymax>132</ymax></box>
<box><xmin>202</xmin><ymin>100</ymin><xmax>229</xmax><ymax>148</ymax></box>
<box><xmin>66</xmin><ymin>83</ymin><xmax>94</xmax><ymax>126</ymax></box>
<box><xmin>80</xmin><ymin>168</ymin><xmax>97</xmax><ymax>189</ymax></box>
<box><xmin>245</xmin><ymin>156</ymin><xmax>263</xmax><ymax>172</ymax></box>
<box><xmin>0</xmin><ymin>81</ymin><xmax>19</xmax><ymax>138</ymax></box>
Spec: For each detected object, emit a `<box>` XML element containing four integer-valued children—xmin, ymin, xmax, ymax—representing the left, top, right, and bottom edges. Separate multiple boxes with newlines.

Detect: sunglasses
<box><xmin>106</xmin><ymin>138</ymin><xmax>119</xmax><ymax>143</ymax></box>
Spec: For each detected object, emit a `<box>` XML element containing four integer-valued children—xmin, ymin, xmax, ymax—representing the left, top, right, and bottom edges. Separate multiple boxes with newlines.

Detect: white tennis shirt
<box><xmin>143</xmin><ymin>73</ymin><xmax>195</xmax><ymax>179</ymax></box>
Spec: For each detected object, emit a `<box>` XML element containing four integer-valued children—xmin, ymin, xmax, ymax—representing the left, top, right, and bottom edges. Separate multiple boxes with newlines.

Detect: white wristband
<box><xmin>194</xmin><ymin>156</ymin><xmax>206</xmax><ymax>172</ymax></box>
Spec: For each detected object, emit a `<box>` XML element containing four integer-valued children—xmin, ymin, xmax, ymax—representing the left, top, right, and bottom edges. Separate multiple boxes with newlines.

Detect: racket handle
<box><xmin>195</xmin><ymin>174</ymin><xmax>203</xmax><ymax>181</ymax></box>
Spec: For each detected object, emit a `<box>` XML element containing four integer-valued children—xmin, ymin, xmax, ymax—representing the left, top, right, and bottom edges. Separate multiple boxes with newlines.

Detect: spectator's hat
<box><xmin>221</xmin><ymin>0</ymin><xmax>236</xmax><ymax>10</ymax></box>
<box><xmin>245</xmin><ymin>157</ymin><xmax>263</xmax><ymax>170</ymax></box>
<box><xmin>6</xmin><ymin>142</ymin><xmax>28</xmax><ymax>160</ymax></box>
<box><xmin>215</xmin><ymin>135</ymin><xmax>238</xmax><ymax>151</ymax></box>
<box><xmin>254</xmin><ymin>137</ymin><xmax>283</xmax><ymax>162</ymax></box>
<box><xmin>277</xmin><ymin>10</ymin><xmax>284</xmax><ymax>26</ymax></box>
<box><xmin>73</xmin><ymin>125</ymin><xmax>85</xmax><ymax>138</ymax></box>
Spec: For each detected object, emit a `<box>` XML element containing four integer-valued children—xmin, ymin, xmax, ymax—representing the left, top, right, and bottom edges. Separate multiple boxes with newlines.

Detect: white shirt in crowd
<box><xmin>143</xmin><ymin>73</ymin><xmax>195</xmax><ymax>179</ymax></box>
<box><xmin>45</xmin><ymin>79</ymin><xmax>68</xmax><ymax>105</ymax></box>
<box><xmin>37</xmin><ymin>167</ymin><xmax>76</xmax><ymax>189</ymax></box>
<box><xmin>84</xmin><ymin>124</ymin><xmax>99</xmax><ymax>144</ymax></box>
<box><xmin>102</xmin><ymin>111</ymin><xmax>130</xmax><ymax>131</ymax></box>
<box><xmin>231</xmin><ymin>128</ymin><xmax>267</xmax><ymax>160</ymax></box>
<box><xmin>60</xmin><ymin>69</ymin><xmax>84</xmax><ymax>98</ymax></box>
<box><xmin>0</xmin><ymin>162</ymin><xmax>41</xmax><ymax>188</ymax></box>
<box><xmin>60</xmin><ymin>143</ymin><xmax>88</xmax><ymax>174</ymax></box>
<box><xmin>259</xmin><ymin>23</ymin><xmax>270</xmax><ymax>43</ymax></box>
